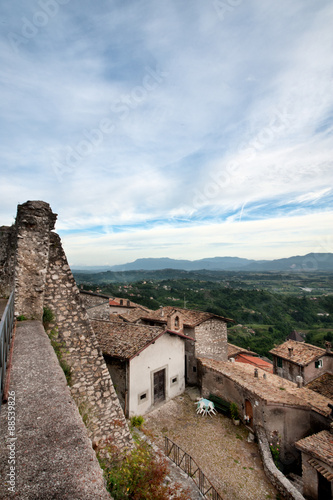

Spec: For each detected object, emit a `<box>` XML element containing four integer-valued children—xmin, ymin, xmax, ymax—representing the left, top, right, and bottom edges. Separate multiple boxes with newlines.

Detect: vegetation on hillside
<box><xmin>74</xmin><ymin>271</ymin><xmax>333</xmax><ymax>358</ymax></box>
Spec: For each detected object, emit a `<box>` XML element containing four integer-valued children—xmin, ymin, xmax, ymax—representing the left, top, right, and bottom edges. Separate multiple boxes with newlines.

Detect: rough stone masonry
<box><xmin>0</xmin><ymin>200</ymin><xmax>133</xmax><ymax>452</ymax></box>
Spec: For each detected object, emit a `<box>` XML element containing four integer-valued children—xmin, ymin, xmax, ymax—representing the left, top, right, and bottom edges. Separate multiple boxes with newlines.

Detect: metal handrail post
<box><xmin>0</xmin><ymin>292</ymin><xmax>15</xmax><ymax>410</ymax></box>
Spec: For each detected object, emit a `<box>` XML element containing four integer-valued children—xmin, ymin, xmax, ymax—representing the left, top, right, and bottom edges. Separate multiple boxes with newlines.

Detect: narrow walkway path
<box><xmin>144</xmin><ymin>389</ymin><xmax>278</xmax><ymax>500</ymax></box>
<box><xmin>0</xmin><ymin>320</ymin><xmax>110</xmax><ymax>500</ymax></box>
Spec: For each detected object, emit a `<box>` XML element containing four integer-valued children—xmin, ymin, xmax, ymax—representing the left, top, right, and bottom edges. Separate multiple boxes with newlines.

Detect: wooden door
<box><xmin>154</xmin><ymin>369</ymin><xmax>165</xmax><ymax>404</ymax></box>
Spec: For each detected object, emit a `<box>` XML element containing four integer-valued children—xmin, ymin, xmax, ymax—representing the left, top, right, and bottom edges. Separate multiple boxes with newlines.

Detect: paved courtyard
<box><xmin>143</xmin><ymin>388</ymin><xmax>278</xmax><ymax>500</ymax></box>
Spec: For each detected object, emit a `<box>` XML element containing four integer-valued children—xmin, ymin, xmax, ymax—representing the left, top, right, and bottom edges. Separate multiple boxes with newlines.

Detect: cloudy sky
<box><xmin>1</xmin><ymin>0</ymin><xmax>332</xmax><ymax>266</ymax></box>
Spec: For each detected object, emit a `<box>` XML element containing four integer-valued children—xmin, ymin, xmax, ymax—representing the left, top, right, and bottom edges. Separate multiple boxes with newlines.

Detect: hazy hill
<box><xmin>72</xmin><ymin>253</ymin><xmax>333</xmax><ymax>273</ymax></box>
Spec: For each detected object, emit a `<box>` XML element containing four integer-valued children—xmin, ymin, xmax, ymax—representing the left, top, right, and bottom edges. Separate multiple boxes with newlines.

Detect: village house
<box><xmin>228</xmin><ymin>343</ymin><xmax>273</xmax><ymax>373</ymax></box>
<box><xmin>116</xmin><ymin>305</ymin><xmax>233</xmax><ymax>385</ymax></box>
<box><xmin>91</xmin><ymin>319</ymin><xmax>194</xmax><ymax>417</ymax></box>
<box><xmin>295</xmin><ymin>427</ymin><xmax>333</xmax><ymax>500</ymax></box>
<box><xmin>198</xmin><ymin>357</ymin><xmax>332</xmax><ymax>469</ymax></box>
<box><xmin>270</xmin><ymin>340</ymin><xmax>333</xmax><ymax>385</ymax></box>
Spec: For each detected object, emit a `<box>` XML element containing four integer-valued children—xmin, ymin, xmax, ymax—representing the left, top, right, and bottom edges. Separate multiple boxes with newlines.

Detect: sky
<box><xmin>0</xmin><ymin>0</ymin><xmax>332</xmax><ymax>266</ymax></box>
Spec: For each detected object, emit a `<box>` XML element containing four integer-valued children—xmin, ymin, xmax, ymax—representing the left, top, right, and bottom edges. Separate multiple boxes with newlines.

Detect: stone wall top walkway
<box><xmin>0</xmin><ymin>320</ymin><xmax>111</xmax><ymax>500</ymax></box>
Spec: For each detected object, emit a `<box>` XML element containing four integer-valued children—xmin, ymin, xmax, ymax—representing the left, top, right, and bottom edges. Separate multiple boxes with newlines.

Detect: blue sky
<box><xmin>0</xmin><ymin>0</ymin><xmax>332</xmax><ymax>266</ymax></box>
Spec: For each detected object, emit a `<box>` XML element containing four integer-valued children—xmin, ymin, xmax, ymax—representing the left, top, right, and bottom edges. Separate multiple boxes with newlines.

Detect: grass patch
<box><xmin>17</xmin><ymin>315</ymin><xmax>28</xmax><ymax>321</ymax></box>
<box><xmin>47</xmin><ymin>328</ymin><xmax>72</xmax><ymax>386</ymax></box>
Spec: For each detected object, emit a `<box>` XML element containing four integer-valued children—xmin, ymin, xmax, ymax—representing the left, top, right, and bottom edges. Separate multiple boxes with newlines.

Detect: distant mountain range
<box><xmin>72</xmin><ymin>253</ymin><xmax>333</xmax><ymax>273</ymax></box>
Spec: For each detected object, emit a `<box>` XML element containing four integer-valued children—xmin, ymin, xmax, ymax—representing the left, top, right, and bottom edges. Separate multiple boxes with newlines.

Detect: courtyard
<box><xmin>143</xmin><ymin>388</ymin><xmax>278</xmax><ymax>500</ymax></box>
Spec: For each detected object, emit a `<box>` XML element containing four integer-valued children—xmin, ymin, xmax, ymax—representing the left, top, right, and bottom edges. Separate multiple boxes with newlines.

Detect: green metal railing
<box><xmin>165</xmin><ymin>436</ymin><xmax>224</xmax><ymax>499</ymax></box>
<box><xmin>0</xmin><ymin>292</ymin><xmax>15</xmax><ymax>409</ymax></box>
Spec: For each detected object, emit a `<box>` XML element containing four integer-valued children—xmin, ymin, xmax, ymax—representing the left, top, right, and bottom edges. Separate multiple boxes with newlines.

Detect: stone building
<box><xmin>91</xmin><ymin>319</ymin><xmax>194</xmax><ymax>417</ymax></box>
<box><xmin>199</xmin><ymin>357</ymin><xmax>332</xmax><ymax>469</ymax></box>
<box><xmin>270</xmin><ymin>340</ymin><xmax>333</xmax><ymax>385</ymax></box>
<box><xmin>79</xmin><ymin>289</ymin><xmax>111</xmax><ymax>320</ymax></box>
<box><xmin>115</xmin><ymin>305</ymin><xmax>232</xmax><ymax>385</ymax></box>
<box><xmin>295</xmin><ymin>429</ymin><xmax>333</xmax><ymax>499</ymax></box>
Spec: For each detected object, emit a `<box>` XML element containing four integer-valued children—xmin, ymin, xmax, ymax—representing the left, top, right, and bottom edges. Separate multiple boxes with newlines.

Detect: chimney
<box><xmin>160</xmin><ymin>306</ymin><xmax>164</xmax><ymax>317</ymax></box>
<box><xmin>254</xmin><ymin>368</ymin><xmax>258</xmax><ymax>378</ymax></box>
<box><xmin>325</xmin><ymin>341</ymin><xmax>331</xmax><ymax>353</ymax></box>
<box><xmin>296</xmin><ymin>375</ymin><xmax>303</xmax><ymax>388</ymax></box>
<box><xmin>288</xmin><ymin>347</ymin><xmax>293</xmax><ymax>357</ymax></box>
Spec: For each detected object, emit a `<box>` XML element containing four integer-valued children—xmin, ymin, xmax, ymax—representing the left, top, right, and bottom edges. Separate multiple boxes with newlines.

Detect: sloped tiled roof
<box><xmin>236</xmin><ymin>353</ymin><xmax>273</xmax><ymax>373</ymax></box>
<box><xmin>91</xmin><ymin>319</ymin><xmax>194</xmax><ymax>360</ymax></box>
<box><xmin>287</xmin><ymin>330</ymin><xmax>305</xmax><ymax>342</ymax></box>
<box><xmin>295</xmin><ymin>430</ymin><xmax>333</xmax><ymax>468</ymax></box>
<box><xmin>198</xmin><ymin>357</ymin><xmax>332</xmax><ymax>417</ymax></box>
<box><xmin>270</xmin><ymin>340</ymin><xmax>326</xmax><ymax>366</ymax></box>
<box><xmin>307</xmin><ymin>373</ymin><xmax>333</xmax><ymax>400</ymax></box>
<box><xmin>92</xmin><ymin>320</ymin><xmax>164</xmax><ymax>359</ymax></box>
<box><xmin>228</xmin><ymin>343</ymin><xmax>256</xmax><ymax>358</ymax></box>
<box><xmin>118</xmin><ymin>306</ymin><xmax>154</xmax><ymax>323</ymax></box>
<box><xmin>140</xmin><ymin>306</ymin><xmax>232</xmax><ymax>327</ymax></box>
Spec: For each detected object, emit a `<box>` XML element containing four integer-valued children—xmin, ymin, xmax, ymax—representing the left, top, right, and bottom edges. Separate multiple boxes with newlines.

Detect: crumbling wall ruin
<box><xmin>0</xmin><ymin>200</ymin><xmax>133</xmax><ymax>451</ymax></box>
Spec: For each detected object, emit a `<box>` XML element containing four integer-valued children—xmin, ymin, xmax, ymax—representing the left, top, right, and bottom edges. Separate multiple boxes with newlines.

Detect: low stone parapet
<box><xmin>0</xmin><ymin>320</ymin><xmax>111</xmax><ymax>499</ymax></box>
<box><xmin>256</xmin><ymin>425</ymin><xmax>305</xmax><ymax>500</ymax></box>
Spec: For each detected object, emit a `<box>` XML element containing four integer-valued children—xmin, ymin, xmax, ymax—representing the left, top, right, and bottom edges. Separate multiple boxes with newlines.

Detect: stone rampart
<box><xmin>0</xmin><ymin>225</ymin><xmax>16</xmax><ymax>298</ymax></box>
<box><xmin>44</xmin><ymin>232</ymin><xmax>132</xmax><ymax>448</ymax></box>
<box><xmin>14</xmin><ymin>201</ymin><xmax>57</xmax><ymax>320</ymax></box>
<box><xmin>0</xmin><ymin>201</ymin><xmax>133</xmax><ymax>453</ymax></box>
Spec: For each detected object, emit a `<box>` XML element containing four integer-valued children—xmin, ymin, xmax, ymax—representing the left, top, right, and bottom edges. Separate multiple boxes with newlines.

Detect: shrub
<box><xmin>230</xmin><ymin>402</ymin><xmax>239</xmax><ymax>420</ymax></box>
<box><xmin>99</xmin><ymin>439</ymin><xmax>191</xmax><ymax>499</ymax></box>
<box><xmin>42</xmin><ymin>306</ymin><xmax>54</xmax><ymax>328</ymax></box>
<box><xmin>130</xmin><ymin>415</ymin><xmax>145</xmax><ymax>430</ymax></box>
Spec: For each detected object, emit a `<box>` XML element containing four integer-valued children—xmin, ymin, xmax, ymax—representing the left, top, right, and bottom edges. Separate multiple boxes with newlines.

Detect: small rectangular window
<box><xmin>315</xmin><ymin>359</ymin><xmax>323</xmax><ymax>369</ymax></box>
<box><xmin>277</xmin><ymin>357</ymin><xmax>283</xmax><ymax>368</ymax></box>
<box><xmin>193</xmin><ymin>366</ymin><xmax>197</xmax><ymax>373</ymax></box>
<box><xmin>170</xmin><ymin>376</ymin><xmax>178</xmax><ymax>386</ymax></box>
<box><xmin>138</xmin><ymin>391</ymin><xmax>148</xmax><ymax>404</ymax></box>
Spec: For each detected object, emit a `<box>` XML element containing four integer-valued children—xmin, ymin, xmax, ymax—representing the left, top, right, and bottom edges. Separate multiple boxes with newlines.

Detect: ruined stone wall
<box><xmin>0</xmin><ymin>201</ymin><xmax>133</xmax><ymax>452</ymax></box>
<box><xmin>14</xmin><ymin>201</ymin><xmax>57</xmax><ymax>320</ymax></box>
<box><xmin>194</xmin><ymin>318</ymin><xmax>228</xmax><ymax>361</ymax></box>
<box><xmin>44</xmin><ymin>232</ymin><xmax>133</xmax><ymax>450</ymax></box>
<box><xmin>0</xmin><ymin>225</ymin><xmax>16</xmax><ymax>297</ymax></box>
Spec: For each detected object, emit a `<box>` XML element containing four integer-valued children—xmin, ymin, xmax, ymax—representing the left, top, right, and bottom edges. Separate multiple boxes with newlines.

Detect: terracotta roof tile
<box><xmin>270</xmin><ymin>340</ymin><xmax>325</xmax><ymax>366</ymax></box>
<box><xmin>227</xmin><ymin>343</ymin><xmax>256</xmax><ymax>358</ymax></box>
<box><xmin>295</xmin><ymin>430</ymin><xmax>333</xmax><ymax>467</ymax></box>
<box><xmin>91</xmin><ymin>320</ymin><xmax>164</xmax><ymax>359</ymax></box>
<box><xmin>91</xmin><ymin>319</ymin><xmax>194</xmax><ymax>360</ymax></box>
<box><xmin>199</xmin><ymin>357</ymin><xmax>332</xmax><ymax>417</ymax></box>
<box><xmin>236</xmin><ymin>354</ymin><xmax>273</xmax><ymax>373</ymax></box>
<box><xmin>307</xmin><ymin>373</ymin><xmax>333</xmax><ymax>400</ymax></box>
<box><xmin>141</xmin><ymin>306</ymin><xmax>232</xmax><ymax>327</ymax></box>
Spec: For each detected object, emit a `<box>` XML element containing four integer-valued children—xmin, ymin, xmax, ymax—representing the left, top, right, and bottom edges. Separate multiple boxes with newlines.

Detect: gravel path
<box><xmin>143</xmin><ymin>388</ymin><xmax>278</xmax><ymax>500</ymax></box>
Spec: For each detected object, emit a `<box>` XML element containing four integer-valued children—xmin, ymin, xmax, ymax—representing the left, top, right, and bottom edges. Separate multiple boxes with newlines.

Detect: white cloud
<box><xmin>0</xmin><ymin>0</ymin><xmax>332</xmax><ymax>264</ymax></box>
<box><xmin>60</xmin><ymin>211</ymin><xmax>333</xmax><ymax>266</ymax></box>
